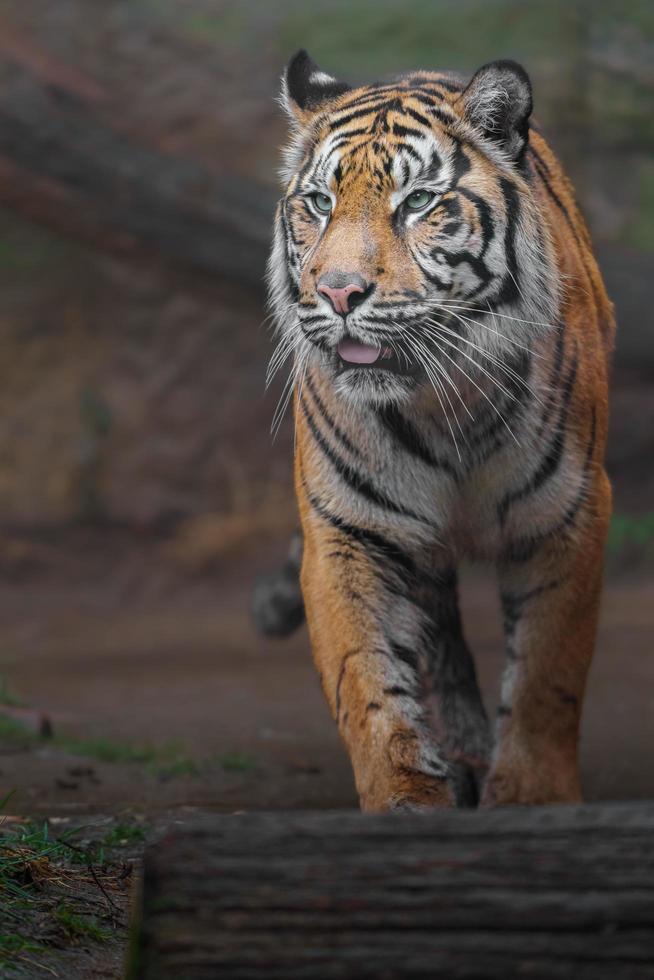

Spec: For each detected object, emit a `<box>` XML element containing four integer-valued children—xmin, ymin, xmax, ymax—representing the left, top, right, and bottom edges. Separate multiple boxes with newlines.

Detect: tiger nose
<box><xmin>317</xmin><ymin>272</ymin><xmax>369</xmax><ymax>315</ymax></box>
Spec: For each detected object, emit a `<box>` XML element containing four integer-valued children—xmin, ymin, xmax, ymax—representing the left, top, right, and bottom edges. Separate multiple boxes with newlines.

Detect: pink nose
<box><xmin>317</xmin><ymin>281</ymin><xmax>366</xmax><ymax>315</ymax></box>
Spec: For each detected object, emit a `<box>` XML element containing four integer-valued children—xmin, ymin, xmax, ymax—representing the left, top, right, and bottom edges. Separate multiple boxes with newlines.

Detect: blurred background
<box><xmin>0</xmin><ymin>0</ymin><xmax>652</xmax><ymax>816</ymax></box>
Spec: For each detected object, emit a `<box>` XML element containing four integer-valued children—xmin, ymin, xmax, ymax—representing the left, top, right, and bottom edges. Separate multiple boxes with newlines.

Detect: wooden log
<box><xmin>133</xmin><ymin>803</ymin><xmax>654</xmax><ymax>979</ymax></box>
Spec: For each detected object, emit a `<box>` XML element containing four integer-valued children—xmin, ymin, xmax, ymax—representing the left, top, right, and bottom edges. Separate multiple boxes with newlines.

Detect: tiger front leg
<box><xmin>483</xmin><ymin>469</ymin><xmax>611</xmax><ymax>806</ymax></box>
<box><xmin>300</xmin><ymin>519</ymin><xmax>450</xmax><ymax>811</ymax></box>
<box><xmin>298</xmin><ymin>484</ymin><xmax>488</xmax><ymax>811</ymax></box>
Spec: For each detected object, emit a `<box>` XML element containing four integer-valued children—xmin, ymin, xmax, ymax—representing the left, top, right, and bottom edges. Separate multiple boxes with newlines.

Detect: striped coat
<box><xmin>258</xmin><ymin>51</ymin><xmax>614</xmax><ymax>811</ymax></box>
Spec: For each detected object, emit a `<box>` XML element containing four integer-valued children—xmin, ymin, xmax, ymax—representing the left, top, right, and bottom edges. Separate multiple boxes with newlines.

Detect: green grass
<box><xmin>0</xmin><ymin>819</ymin><xmax>91</xmax><ymax>974</ymax></box>
<box><xmin>0</xmin><ymin>677</ymin><xmax>24</xmax><ymax>708</ymax></box>
<box><xmin>1</xmin><ymin>818</ymin><xmax>85</xmax><ymax>892</ymax></box>
<box><xmin>100</xmin><ymin>822</ymin><xmax>147</xmax><ymax>848</ymax></box>
<box><xmin>0</xmin><ymin>711</ymin><xmax>260</xmax><ymax>784</ymax></box>
<box><xmin>0</xmin><ymin>714</ymin><xmax>36</xmax><ymax>743</ymax></box>
<box><xmin>0</xmin><ymin>935</ymin><xmax>51</xmax><ymax>978</ymax></box>
<box><xmin>60</xmin><ymin>736</ymin><xmax>156</xmax><ymax>765</ymax></box>
<box><xmin>606</xmin><ymin>511</ymin><xmax>654</xmax><ymax>561</ymax></box>
<box><xmin>0</xmin><ymin>690</ymin><xmax>264</xmax><ymax>782</ymax></box>
<box><xmin>56</xmin><ymin>735</ymin><xmax>203</xmax><ymax>777</ymax></box>
<box><xmin>152</xmin><ymin>755</ymin><xmax>200</xmax><ymax>778</ymax></box>
<box><xmin>54</xmin><ymin>903</ymin><xmax>112</xmax><ymax>944</ymax></box>
<box><xmin>219</xmin><ymin>751</ymin><xmax>257</xmax><ymax>773</ymax></box>
<box><xmin>0</xmin><ymin>715</ymin><xmax>205</xmax><ymax>776</ymax></box>
<box><xmin>0</xmin><ymin>805</ymin><xmax>144</xmax><ymax>975</ymax></box>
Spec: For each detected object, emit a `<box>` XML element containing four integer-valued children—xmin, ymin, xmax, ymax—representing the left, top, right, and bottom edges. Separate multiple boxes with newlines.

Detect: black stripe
<box><xmin>398</xmin><ymin>142</ymin><xmax>423</xmax><ymax>165</ymax></box>
<box><xmin>389</xmin><ymin>641</ymin><xmax>419</xmax><ymax>672</ymax></box>
<box><xmin>463</xmin><ymin>351</ymin><xmax>532</xmax><ymax>460</ymax></box>
<box><xmin>435</xmin><ymin>195</ymin><xmax>462</xmax><ymax>221</ymax></box>
<box><xmin>327</xmin><ymin>103</ymin><xmax>383</xmax><ymax>131</ymax></box>
<box><xmin>300</xmin><ymin>397</ymin><xmax>429</xmax><ymax>525</ymax></box>
<box><xmin>501</xmin><ymin>534</ymin><xmax>541</xmax><ymax>564</ymax></box>
<box><xmin>501</xmin><ymin>579</ymin><xmax>561</xmax><ymax>634</ymax></box>
<box><xmin>529</xmin><ymin>147</ymin><xmax>582</xmax><ymax>248</ymax></box>
<box><xmin>304</xmin><ymin>487</ymin><xmax>419</xmax><ymax>582</ymax></box>
<box><xmin>494</xmin><ymin>177</ymin><xmax>521</xmax><ymax>307</ymax></box>
<box><xmin>403</xmin><ymin>105</ymin><xmax>432</xmax><ymax>129</ymax></box>
<box><xmin>558</xmin><ymin>406</ymin><xmax>597</xmax><ymax>530</ymax></box>
<box><xmin>497</xmin><ymin>350</ymin><xmax>579</xmax><ymax>526</ymax></box>
<box><xmin>331</xmin><ymin>85</ymin><xmax>443</xmax><ymax>117</ymax></box>
<box><xmin>536</xmin><ymin>324</ymin><xmax>566</xmax><ymax>435</ymax></box>
<box><xmin>305</xmin><ymin>372</ymin><xmax>364</xmax><ymax>462</ymax></box>
<box><xmin>501</xmin><ymin>407</ymin><xmax>598</xmax><ymax>563</ymax></box>
<box><xmin>279</xmin><ymin>203</ymin><xmax>298</xmax><ymax>253</ymax></box>
<box><xmin>377</xmin><ymin>404</ymin><xmax>457</xmax><ymax>475</ymax></box>
<box><xmin>298</xmin><ymin>326</ymin><xmax>331</xmax><ymax>350</ymax></box>
<box><xmin>428</xmin><ymin>106</ymin><xmax>459</xmax><ymax>128</ymax></box>
<box><xmin>330</xmin><ymin>126</ymin><xmax>370</xmax><ymax>139</ymax></box>
<box><xmin>530</xmin><ymin>147</ymin><xmax>604</xmax><ymax>316</ymax></box>
<box><xmin>407</xmin><ymin>92</ymin><xmax>446</xmax><ymax>111</ymax></box>
<box><xmin>298</xmin><ymin>313</ymin><xmax>329</xmax><ymax>326</ymax></box>
<box><xmin>383</xmin><ymin>685</ymin><xmax>413</xmax><ymax>697</ymax></box>
<box><xmin>328</xmin><ymin>132</ymin><xmax>370</xmax><ymax>153</ymax></box>
<box><xmin>458</xmin><ymin>187</ymin><xmax>495</xmax><ymax>257</ymax></box>
<box><xmin>434</xmin><ymin>248</ymin><xmax>492</xmax><ymax>286</ymax></box>
<box><xmin>415</xmin><ymin>257</ymin><xmax>449</xmax><ymax>290</ymax></box>
<box><xmin>451</xmin><ymin>138</ymin><xmax>471</xmax><ymax>182</ymax></box>
<box><xmin>392</xmin><ymin>122</ymin><xmax>427</xmax><ymax>140</ymax></box>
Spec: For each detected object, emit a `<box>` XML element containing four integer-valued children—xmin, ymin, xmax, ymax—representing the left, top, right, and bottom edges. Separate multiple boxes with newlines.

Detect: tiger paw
<box><xmin>481</xmin><ymin>765</ymin><xmax>582</xmax><ymax>807</ymax></box>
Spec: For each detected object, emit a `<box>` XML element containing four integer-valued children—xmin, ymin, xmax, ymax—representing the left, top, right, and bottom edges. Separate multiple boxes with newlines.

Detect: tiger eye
<box><xmin>405</xmin><ymin>189</ymin><xmax>435</xmax><ymax>211</ymax></box>
<box><xmin>312</xmin><ymin>192</ymin><xmax>333</xmax><ymax>214</ymax></box>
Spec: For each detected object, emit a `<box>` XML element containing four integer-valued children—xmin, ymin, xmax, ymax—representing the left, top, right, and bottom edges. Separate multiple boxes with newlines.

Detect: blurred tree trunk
<box><xmin>0</xmin><ymin>27</ymin><xmax>274</xmax><ymax>292</ymax></box>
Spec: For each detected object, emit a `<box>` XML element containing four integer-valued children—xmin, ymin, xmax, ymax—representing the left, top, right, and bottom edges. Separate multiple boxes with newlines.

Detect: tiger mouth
<box><xmin>335</xmin><ymin>337</ymin><xmax>415</xmax><ymax>376</ymax></box>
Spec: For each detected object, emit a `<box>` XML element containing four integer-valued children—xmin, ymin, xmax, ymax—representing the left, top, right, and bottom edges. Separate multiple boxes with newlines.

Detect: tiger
<box><xmin>255</xmin><ymin>49</ymin><xmax>615</xmax><ymax>811</ymax></box>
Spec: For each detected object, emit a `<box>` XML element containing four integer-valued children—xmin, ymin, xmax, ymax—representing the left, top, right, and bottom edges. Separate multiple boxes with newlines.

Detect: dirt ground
<box><xmin>1</xmin><ymin>528</ymin><xmax>653</xmax><ymax>816</ymax></box>
<box><xmin>0</xmin><ymin>528</ymin><xmax>652</xmax><ymax>978</ymax></box>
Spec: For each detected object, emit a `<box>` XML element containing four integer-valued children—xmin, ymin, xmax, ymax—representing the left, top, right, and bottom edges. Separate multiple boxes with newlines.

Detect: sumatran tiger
<box><xmin>254</xmin><ymin>50</ymin><xmax>615</xmax><ymax>811</ymax></box>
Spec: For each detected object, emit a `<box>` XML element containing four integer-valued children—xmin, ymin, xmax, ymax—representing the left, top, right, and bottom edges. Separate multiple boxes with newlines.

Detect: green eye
<box><xmin>311</xmin><ymin>192</ymin><xmax>333</xmax><ymax>214</ymax></box>
<box><xmin>405</xmin><ymin>189</ymin><xmax>435</xmax><ymax>211</ymax></box>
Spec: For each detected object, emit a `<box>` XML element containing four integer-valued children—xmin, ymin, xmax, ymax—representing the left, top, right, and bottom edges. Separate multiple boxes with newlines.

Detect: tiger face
<box><xmin>269</xmin><ymin>52</ymin><xmax>559</xmax><ymax>408</ymax></box>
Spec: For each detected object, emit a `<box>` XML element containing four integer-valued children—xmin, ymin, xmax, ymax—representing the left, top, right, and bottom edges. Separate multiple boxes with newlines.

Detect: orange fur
<box><xmin>272</xmin><ymin>60</ymin><xmax>615</xmax><ymax>810</ymax></box>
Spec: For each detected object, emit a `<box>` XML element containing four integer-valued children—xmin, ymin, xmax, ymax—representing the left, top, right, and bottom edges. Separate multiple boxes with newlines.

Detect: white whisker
<box><xmin>422</xmin><ymin>315</ymin><xmax>543</xmax><ymax>406</ymax></box>
<box><xmin>428</xmin><ymin>304</ymin><xmax>539</xmax><ymax>357</ymax></box>
<box><xmin>416</xmin><ymin>328</ymin><xmax>520</xmax><ymax>446</ymax></box>
<box><xmin>271</xmin><ymin>342</ymin><xmax>310</xmax><ymax>441</ymax></box>
<box><xmin>404</xmin><ymin>328</ymin><xmax>474</xmax><ymax>427</ymax></box>
<box><xmin>292</xmin><ymin>350</ymin><xmax>311</xmax><ymax>453</ymax></box>
<box><xmin>401</xmin><ymin>334</ymin><xmax>463</xmax><ymax>461</ymax></box>
<box><xmin>266</xmin><ymin>321</ymin><xmax>303</xmax><ymax>388</ymax></box>
<box><xmin>430</xmin><ymin>299</ymin><xmax>555</xmax><ymax>335</ymax></box>
<box><xmin>420</xmin><ymin>322</ymin><xmax>518</xmax><ymax>405</ymax></box>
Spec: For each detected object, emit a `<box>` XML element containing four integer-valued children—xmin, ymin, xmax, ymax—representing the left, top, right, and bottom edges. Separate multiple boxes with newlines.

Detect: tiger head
<box><xmin>268</xmin><ymin>51</ymin><xmax>559</xmax><ymax>408</ymax></box>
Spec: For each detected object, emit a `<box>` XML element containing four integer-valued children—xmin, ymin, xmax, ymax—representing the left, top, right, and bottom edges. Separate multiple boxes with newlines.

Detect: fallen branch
<box><xmin>0</xmin><ymin>49</ymin><xmax>274</xmax><ymax>291</ymax></box>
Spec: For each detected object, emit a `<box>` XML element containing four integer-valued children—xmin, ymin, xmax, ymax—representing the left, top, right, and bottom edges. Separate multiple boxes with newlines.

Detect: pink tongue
<box><xmin>337</xmin><ymin>339</ymin><xmax>381</xmax><ymax>365</ymax></box>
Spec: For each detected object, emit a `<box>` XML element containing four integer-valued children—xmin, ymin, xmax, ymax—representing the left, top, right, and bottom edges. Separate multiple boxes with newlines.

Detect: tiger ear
<box><xmin>281</xmin><ymin>50</ymin><xmax>351</xmax><ymax>127</ymax></box>
<box><xmin>459</xmin><ymin>60</ymin><xmax>532</xmax><ymax>161</ymax></box>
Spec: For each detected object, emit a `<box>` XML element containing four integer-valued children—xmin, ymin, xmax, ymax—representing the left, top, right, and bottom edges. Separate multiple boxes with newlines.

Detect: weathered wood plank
<box><xmin>133</xmin><ymin>804</ymin><xmax>654</xmax><ymax>979</ymax></box>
